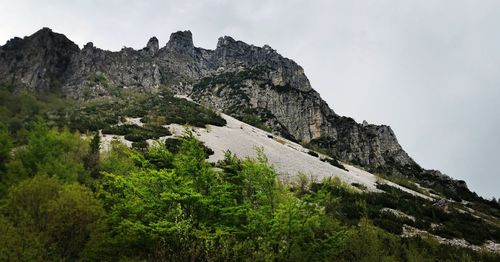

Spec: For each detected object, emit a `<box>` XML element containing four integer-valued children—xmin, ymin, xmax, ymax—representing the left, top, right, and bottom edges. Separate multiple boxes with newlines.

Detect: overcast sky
<box><xmin>1</xmin><ymin>0</ymin><xmax>499</xmax><ymax>198</ymax></box>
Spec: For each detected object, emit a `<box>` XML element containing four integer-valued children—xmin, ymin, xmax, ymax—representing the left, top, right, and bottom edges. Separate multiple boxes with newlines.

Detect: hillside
<box><xmin>0</xmin><ymin>28</ymin><xmax>414</xmax><ymax>171</ymax></box>
<box><xmin>0</xmin><ymin>28</ymin><xmax>499</xmax><ymax>260</ymax></box>
<box><xmin>1</xmin><ymin>27</ymin><xmax>481</xmax><ymax>200</ymax></box>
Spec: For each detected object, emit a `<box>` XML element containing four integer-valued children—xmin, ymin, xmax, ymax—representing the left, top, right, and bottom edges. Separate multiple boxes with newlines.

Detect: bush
<box><xmin>321</xmin><ymin>157</ymin><xmax>348</xmax><ymax>171</ymax></box>
<box><xmin>3</xmin><ymin>175</ymin><xmax>103</xmax><ymax>260</ymax></box>
<box><xmin>164</xmin><ymin>138</ymin><xmax>183</xmax><ymax>154</ymax></box>
<box><xmin>307</xmin><ymin>150</ymin><xmax>319</xmax><ymax>157</ymax></box>
<box><xmin>351</xmin><ymin>183</ymin><xmax>367</xmax><ymax>190</ymax></box>
<box><xmin>103</xmin><ymin>124</ymin><xmax>171</xmax><ymax>142</ymax></box>
<box><xmin>131</xmin><ymin>140</ymin><xmax>148</xmax><ymax>152</ymax></box>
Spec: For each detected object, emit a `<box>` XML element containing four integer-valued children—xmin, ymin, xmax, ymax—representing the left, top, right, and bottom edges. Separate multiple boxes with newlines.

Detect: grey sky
<box><xmin>1</xmin><ymin>0</ymin><xmax>499</xmax><ymax>198</ymax></box>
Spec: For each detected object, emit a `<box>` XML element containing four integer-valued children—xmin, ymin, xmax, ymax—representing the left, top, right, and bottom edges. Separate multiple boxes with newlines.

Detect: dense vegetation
<box><xmin>1</xmin><ymin>86</ymin><xmax>499</xmax><ymax>261</ymax></box>
<box><xmin>0</xmin><ymin>86</ymin><xmax>225</xmax><ymax>147</ymax></box>
<box><xmin>0</xmin><ymin>121</ymin><xmax>499</xmax><ymax>261</ymax></box>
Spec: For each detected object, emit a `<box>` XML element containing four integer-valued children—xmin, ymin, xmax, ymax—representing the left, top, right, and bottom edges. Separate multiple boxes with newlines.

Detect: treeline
<box><xmin>0</xmin><ymin>122</ymin><xmax>499</xmax><ymax>261</ymax></box>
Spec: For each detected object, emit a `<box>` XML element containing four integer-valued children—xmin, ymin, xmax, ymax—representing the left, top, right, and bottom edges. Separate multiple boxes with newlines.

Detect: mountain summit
<box><xmin>0</xmin><ymin>28</ymin><xmax>475</xmax><ymax>199</ymax></box>
<box><xmin>1</xmin><ymin>28</ymin><xmax>499</xmax><ymax>259</ymax></box>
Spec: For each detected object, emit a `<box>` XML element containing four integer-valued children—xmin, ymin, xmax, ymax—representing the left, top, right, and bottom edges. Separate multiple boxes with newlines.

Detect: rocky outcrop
<box><xmin>144</xmin><ymin>37</ymin><xmax>159</xmax><ymax>55</ymax></box>
<box><xmin>0</xmin><ymin>28</ymin><xmax>443</xmax><ymax>178</ymax></box>
<box><xmin>0</xmin><ymin>27</ymin><xmax>79</xmax><ymax>92</ymax></box>
<box><xmin>165</xmin><ymin>31</ymin><xmax>194</xmax><ymax>53</ymax></box>
<box><xmin>190</xmin><ymin>68</ymin><xmax>415</xmax><ymax>170</ymax></box>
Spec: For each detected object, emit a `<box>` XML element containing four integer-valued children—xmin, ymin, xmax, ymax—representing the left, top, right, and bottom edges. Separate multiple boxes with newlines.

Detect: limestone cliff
<box><xmin>0</xmin><ymin>28</ymin><xmax>434</xmax><ymax>177</ymax></box>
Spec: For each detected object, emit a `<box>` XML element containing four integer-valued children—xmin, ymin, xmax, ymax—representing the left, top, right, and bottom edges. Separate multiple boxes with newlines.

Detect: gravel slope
<box><xmin>99</xmin><ymin>107</ymin><xmax>434</xmax><ymax>198</ymax></box>
<box><xmin>168</xmin><ymin>114</ymin><xmax>383</xmax><ymax>191</ymax></box>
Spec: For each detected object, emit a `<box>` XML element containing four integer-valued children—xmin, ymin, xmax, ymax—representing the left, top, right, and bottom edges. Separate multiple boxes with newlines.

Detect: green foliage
<box><xmin>0</xmin><ymin>125</ymin><xmax>12</xmax><ymax>173</ymax></box>
<box><xmin>17</xmin><ymin>122</ymin><xmax>88</xmax><ymax>180</ymax></box>
<box><xmin>0</xmin><ymin>123</ymin><xmax>498</xmax><ymax>261</ymax></box>
<box><xmin>377</xmin><ymin>173</ymin><xmax>428</xmax><ymax>195</ymax></box>
<box><xmin>97</xmin><ymin>168</ymin><xmax>197</xmax><ymax>260</ymax></box>
<box><xmin>307</xmin><ymin>150</ymin><xmax>319</xmax><ymax>157</ymax></box>
<box><xmin>100</xmin><ymin>140</ymin><xmax>139</xmax><ymax>176</ymax></box>
<box><xmin>321</xmin><ymin>156</ymin><xmax>348</xmax><ymax>171</ymax></box>
<box><xmin>145</xmin><ymin>141</ymin><xmax>174</xmax><ymax>169</ymax></box>
<box><xmin>340</xmin><ymin>218</ymin><xmax>401</xmax><ymax>261</ymax></box>
<box><xmin>164</xmin><ymin>137</ymin><xmax>183</xmax><ymax>153</ymax></box>
<box><xmin>1</xmin><ymin>85</ymin><xmax>225</xmax><ymax>145</ymax></box>
<box><xmin>102</xmin><ymin>124</ymin><xmax>170</xmax><ymax>142</ymax></box>
<box><xmin>372</xmin><ymin>183</ymin><xmax>500</xmax><ymax>246</ymax></box>
<box><xmin>64</xmin><ymin>91</ymin><xmax>226</xmax><ymax>134</ymax></box>
<box><xmin>0</xmin><ymin>86</ymin><xmax>70</xmax><ymax>143</ymax></box>
<box><xmin>236</xmin><ymin>111</ymin><xmax>272</xmax><ymax>132</ymax></box>
<box><xmin>131</xmin><ymin>140</ymin><xmax>149</xmax><ymax>152</ymax></box>
<box><xmin>84</xmin><ymin>132</ymin><xmax>101</xmax><ymax>178</ymax></box>
<box><xmin>0</xmin><ymin>175</ymin><xmax>103</xmax><ymax>260</ymax></box>
<box><xmin>1</xmin><ymin>121</ymin><xmax>89</xmax><ymax>195</ymax></box>
<box><xmin>193</xmin><ymin>67</ymin><xmax>269</xmax><ymax>98</ymax></box>
<box><xmin>139</xmin><ymin>94</ymin><xmax>226</xmax><ymax>127</ymax></box>
<box><xmin>93</xmin><ymin>72</ymin><xmax>107</xmax><ymax>84</ymax></box>
<box><xmin>239</xmin><ymin>112</ymin><xmax>261</xmax><ymax>126</ymax></box>
<box><xmin>49</xmin><ymin>78</ymin><xmax>63</xmax><ymax>95</ymax></box>
<box><xmin>0</xmin><ymin>215</ymin><xmax>46</xmax><ymax>261</ymax></box>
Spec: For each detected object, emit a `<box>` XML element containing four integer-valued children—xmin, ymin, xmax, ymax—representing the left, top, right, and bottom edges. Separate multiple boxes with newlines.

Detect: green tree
<box><xmin>0</xmin><ymin>125</ymin><xmax>13</xmax><ymax>194</ymax></box>
<box><xmin>5</xmin><ymin>120</ymin><xmax>89</xmax><ymax>184</ymax></box>
<box><xmin>0</xmin><ymin>216</ymin><xmax>46</xmax><ymax>262</ymax></box>
<box><xmin>0</xmin><ymin>125</ymin><xmax>12</xmax><ymax>171</ymax></box>
<box><xmin>173</xmin><ymin>131</ymin><xmax>215</xmax><ymax>195</ymax></box>
<box><xmin>97</xmin><ymin>168</ymin><xmax>200</xmax><ymax>260</ymax></box>
<box><xmin>100</xmin><ymin>140</ymin><xmax>139</xmax><ymax>176</ymax></box>
<box><xmin>145</xmin><ymin>141</ymin><xmax>174</xmax><ymax>169</ymax></box>
<box><xmin>84</xmin><ymin>132</ymin><xmax>101</xmax><ymax>178</ymax></box>
<box><xmin>2</xmin><ymin>175</ymin><xmax>104</xmax><ymax>260</ymax></box>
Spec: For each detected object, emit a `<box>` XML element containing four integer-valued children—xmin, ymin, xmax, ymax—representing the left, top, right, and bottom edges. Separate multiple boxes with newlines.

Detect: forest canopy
<box><xmin>0</xmin><ymin>122</ymin><xmax>498</xmax><ymax>261</ymax></box>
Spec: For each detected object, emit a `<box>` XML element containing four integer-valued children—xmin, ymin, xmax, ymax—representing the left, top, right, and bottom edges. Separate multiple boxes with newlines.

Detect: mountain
<box><xmin>1</xmin><ymin>28</ymin><xmax>499</xmax><ymax>259</ymax></box>
<box><xmin>0</xmin><ymin>27</ymin><xmax>477</xmax><ymax>200</ymax></box>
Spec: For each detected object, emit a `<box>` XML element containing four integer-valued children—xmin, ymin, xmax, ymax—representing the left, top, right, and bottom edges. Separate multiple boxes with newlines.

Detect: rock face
<box><xmin>0</xmin><ymin>28</ymin><xmax>79</xmax><ymax>92</ymax></box>
<box><xmin>0</xmin><ymin>28</ymin><xmax>432</xmax><ymax>175</ymax></box>
<box><xmin>190</xmin><ymin>68</ymin><xmax>415</xmax><ymax>171</ymax></box>
<box><xmin>145</xmin><ymin>37</ymin><xmax>159</xmax><ymax>55</ymax></box>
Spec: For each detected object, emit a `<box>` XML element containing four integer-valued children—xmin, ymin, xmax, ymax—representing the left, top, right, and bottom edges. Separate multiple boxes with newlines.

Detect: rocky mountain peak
<box><xmin>0</xmin><ymin>27</ymin><xmax>79</xmax><ymax>92</ymax></box>
<box><xmin>165</xmin><ymin>30</ymin><xmax>194</xmax><ymax>53</ymax></box>
<box><xmin>1</xmin><ymin>27</ymin><xmax>78</xmax><ymax>52</ymax></box>
<box><xmin>145</xmin><ymin>36</ymin><xmax>159</xmax><ymax>55</ymax></box>
<box><xmin>216</xmin><ymin>36</ymin><xmax>237</xmax><ymax>48</ymax></box>
<box><xmin>31</xmin><ymin>27</ymin><xmax>53</xmax><ymax>37</ymax></box>
<box><xmin>29</xmin><ymin>27</ymin><xmax>79</xmax><ymax>50</ymax></box>
<box><xmin>83</xmin><ymin>42</ymin><xmax>94</xmax><ymax>49</ymax></box>
<box><xmin>215</xmin><ymin>36</ymin><xmax>255</xmax><ymax>54</ymax></box>
<box><xmin>0</xmin><ymin>28</ymin><xmax>428</xmax><ymax>181</ymax></box>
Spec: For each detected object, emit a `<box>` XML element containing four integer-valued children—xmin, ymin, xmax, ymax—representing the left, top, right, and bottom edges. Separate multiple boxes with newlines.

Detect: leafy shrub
<box><xmin>377</xmin><ymin>174</ymin><xmax>428</xmax><ymax>195</ymax></box>
<box><xmin>320</xmin><ymin>157</ymin><xmax>348</xmax><ymax>171</ymax></box>
<box><xmin>102</xmin><ymin>124</ymin><xmax>170</xmax><ymax>142</ymax></box>
<box><xmin>164</xmin><ymin>137</ymin><xmax>183</xmax><ymax>154</ymax></box>
<box><xmin>131</xmin><ymin>140</ymin><xmax>148</xmax><ymax>152</ymax></box>
<box><xmin>2</xmin><ymin>175</ymin><xmax>103</xmax><ymax>260</ymax></box>
<box><xmin>307</xmin><ymin>150</ymin><xmax>319</xmax><ymax>157</ymax></box>
<box><xmin>351</xmin><ymin>183</ymin><xmax>367</xmax><ymax>190</ymax></box>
